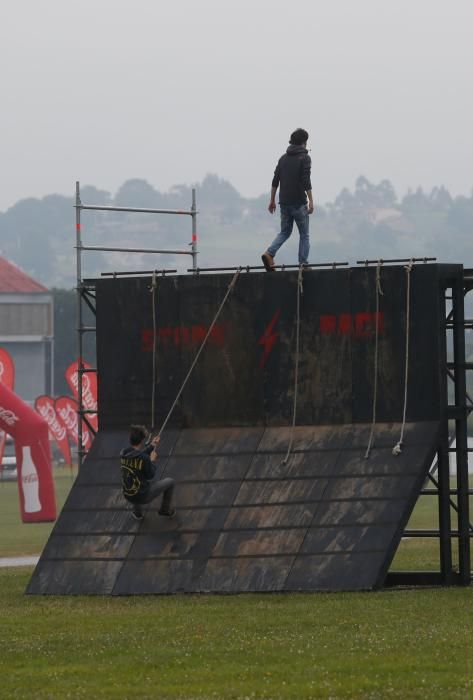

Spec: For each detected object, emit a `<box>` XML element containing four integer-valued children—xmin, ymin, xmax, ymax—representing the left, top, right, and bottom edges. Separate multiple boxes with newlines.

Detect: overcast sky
<box><xmin>1</xmin><ymin>0</ymin><xmax>472</xmax><ymax>211</ymax></box>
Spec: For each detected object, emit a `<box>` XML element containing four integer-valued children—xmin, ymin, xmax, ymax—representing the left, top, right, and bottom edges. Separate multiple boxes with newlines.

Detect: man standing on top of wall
<box><xmin>262</xmin><ymin>128</ymin><xmax>314</xmax><ymax>271</ymax></box>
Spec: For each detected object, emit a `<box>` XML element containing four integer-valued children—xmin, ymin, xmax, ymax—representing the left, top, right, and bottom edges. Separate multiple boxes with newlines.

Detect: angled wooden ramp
<box><xmin>27</xmin><ymin>421</ymin><xmax>439</xmax><ymax>595</ymax></box>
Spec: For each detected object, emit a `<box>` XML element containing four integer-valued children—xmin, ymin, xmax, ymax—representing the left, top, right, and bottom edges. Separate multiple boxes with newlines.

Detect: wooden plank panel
<box><xmin>141</xmin><ymin>508</ymin><xmax>230</xmax><ymax>533</ymax></box>
<box><xmin>256</xmin><ymin>425</ymin><xmax>347</xmax><ymax>453</ymax></box>
<box><xmin>174</xmin><ymin>427</ymin><xmax>264</xmax><ymax>455</ymax></box>
<box><xmin>26</xmin><ymin>561</ymin><xmax>123</xmax><ymax>595</ymax></box>
<box><xmin>113</xmin><ymin>560</ymin><xmax>196</xmax><ymax>594</ymax></box>
<box><xmin>176</xmin><ymin>482</ymin><xmax>241</xmax><ymax>508</ymax></box>
<box><xmin>129</xmin><ymin>533</ymin><xmax>202</xmax><ymax>559</ymax></box>
<box><xmin>300</xmin><ymin>524</ymin><xmax>399</xmax><ymax>554</ymax></box>
<box><xmin>286</xmin><ymin>551</ymin><xmax>387</xmax><ymax>591</ymax></box>
<box><xmin>246</xmin><ymin>451</ymin><xmax>339</xmax><ymax>480</ymax></box>
<box><xmin>322</xmin><ymin>475</ymin><xmax>417</xmax><ymax>501</ymax></box>
<box><xmin>234</xmin><ymin>478</ymin><xmax>329</xmax><ymax>506</ymax></box>
<box><xmin>42</xmin><ymin>534</ymin><xmax>134</xmax><ymax>560</ymax></box>
<box><xmin>75</xmin><ymin>458</ymin><xmax>122</xmax><ymax>486</ymax></box>
<box><xmin>64</xmin><ymin>485</ymin><xmax>125</xmax><ymax>510</ymax></box>
<box><xmin>212</xmin><ymin>529</ymin><xmax>305</xmax><ymax>557</ymax></box>
<box><xmin>313</xmin><ymin>499</ymin><xmax>406</xmax><ymax>526</ymax></box>
<box><xmin>56</xmin><ymin>510</ymin><xmax>140</xmax><ymax>535</ymax></box>
<box><xmin>199</xmin><ymin>556</ymin><xmax>294</xmax><ymax>592</ymax></box>
<box><xmin>224</xmin><ymin>504</ymin><xmax>315</xmax><ymax>530</ymax></box>
<box><xmin>165</xmin><ymin>455</ymin><xmax>251</xmax><ymax>482</ymax></box>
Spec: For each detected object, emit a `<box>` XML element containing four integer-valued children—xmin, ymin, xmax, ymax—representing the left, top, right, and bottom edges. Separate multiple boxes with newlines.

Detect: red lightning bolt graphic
<box><xmin>258</xmin><ymin>309</ymin><xmax>281</xmax><ymax>369</ymax></box>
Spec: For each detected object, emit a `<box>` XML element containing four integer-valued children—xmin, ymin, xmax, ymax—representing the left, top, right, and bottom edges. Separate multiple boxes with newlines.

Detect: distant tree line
<box><xmin>53</xmin><ymin>289</ymin><xmax>95</xmax><ymax>395</ymax></box>
<box><xmin>1</xmin><ymin>174</ymin><xmax>471</xmax><ymax>409</ymax></box>
<box><xmin>1</xmin><ymin>174</ymin><xmax>473</xmax><ymax>287</ymax></box>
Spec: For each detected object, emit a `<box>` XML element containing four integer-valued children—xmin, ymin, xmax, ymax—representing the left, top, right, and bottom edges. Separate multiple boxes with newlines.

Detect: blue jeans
<box><xmin>267</xmin><ymin>204</ymin><xmax>310</xmax><ymax>264</ymax></box>
<box><xmin>131</xmin><ymin>476</ymin><xmax>175</xmax><ymax>516</ymax></box>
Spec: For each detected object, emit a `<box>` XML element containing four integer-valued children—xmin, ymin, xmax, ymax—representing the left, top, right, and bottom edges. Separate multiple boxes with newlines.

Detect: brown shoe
<box><xmin>261</xmin><ymin>252</ymin><xmax>275</xmax><ymax>272</ymax></box>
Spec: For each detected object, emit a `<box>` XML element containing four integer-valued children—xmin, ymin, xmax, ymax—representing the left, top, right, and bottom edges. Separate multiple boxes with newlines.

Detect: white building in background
<box><xmin>0</xmin><ymin>256</ymin><xmax>53</xmax><ymax>401</ymax></box>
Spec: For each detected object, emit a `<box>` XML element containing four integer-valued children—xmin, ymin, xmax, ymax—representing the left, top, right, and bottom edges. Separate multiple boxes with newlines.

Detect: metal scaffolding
<box><xmin>74</xmin><ymin>180</ymin><xmax>198</xmax><ymax>469</ymax></box>
<box><xmin>387</xmin><ymin>264</ymin><xmax>472</xmax><ymax>586</ymax></box>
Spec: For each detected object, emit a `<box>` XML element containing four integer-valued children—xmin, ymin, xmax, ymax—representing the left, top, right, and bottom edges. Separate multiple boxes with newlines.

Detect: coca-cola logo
<box><xmin>23</xmin><ymin>473</ymin><xmax>38</xmax><ymax>484</ymax></box>
<box><xmin>70</xmin><ymin>370</ymin><xmax>97</xmax><ymax>411</ymax></box>
<box><xmin>70</xmin><ymin>371</ymin><xmax>79</xmax><ymax>390</ymax></box>
<box><xmin>58</xmin><ymin>404</ymin><xmax>76</xmax><ymax>430</ymax></box>
<box><xmin>36</xmin><ymin>403</ymin><xmax>67</xmax><ymax>441</ymax></box>
<box><xmin>0</xmin><ymin>406</ymin><xmax>19</xmax><ymax>427</ymax></box>
<box><xmin>57</xmin><ymin>403</ymin><xmax>90</xmax><ymax>448</ymax></box>
<box><xmin>83</xmin><ymin>375</ymin><xmax>97</xmax><ymax>410</ymax></box>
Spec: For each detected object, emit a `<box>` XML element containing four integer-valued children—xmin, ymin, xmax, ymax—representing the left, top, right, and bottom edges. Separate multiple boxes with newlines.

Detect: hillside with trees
<box><xmin>1</xmin><ymin>175</ymin><xmax>472</xmax><ymax>288</ymax></box>
<box><xmin>1</xmin><ymin>174</ymin><xmax>472</xmax><ymax>401</ymax></box>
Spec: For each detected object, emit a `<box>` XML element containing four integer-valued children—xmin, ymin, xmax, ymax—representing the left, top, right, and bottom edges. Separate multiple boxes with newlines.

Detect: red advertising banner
<box><xmin>34</xmin><ymin>395</ymin><xmax>72</xmax><ymax>465</ymax></box>
<box><xmin>0</xmin><ymin>347</ymin><xmax>15</xmax><ymax>473</ymax></box>
<box><xmin>0</xmin><ymin>382</ymin><xmax>56</xmax><ymax>523</ymax></box>
<box><xmin>65</xmin><ymin>359</ymin><xmax>98</xmax><ymax>431</ymax></box>
<box><xmin>0</xmin><ymin>348</ymin><xmax>15</xmax><ymax>389</ymax></box>
<box><xmin>55</xmin><ymin>396</ymin><xmax>92</xmax><ymax>450</ymax></box>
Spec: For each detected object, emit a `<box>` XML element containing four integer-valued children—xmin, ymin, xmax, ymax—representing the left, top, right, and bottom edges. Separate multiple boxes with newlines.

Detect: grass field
<box><xmin>1</xmin><ymin>568</ymin><xmax>472</xmax><ymax>699</ymax></box>
<box><xmin>1</xmin><ymin>467</ymin><xmax>472</xmax><ymax>698</ymax></box>
<box><xmin>0</xmin><ymin>466</ymin><xmax>76</xmax><ymax>558</ymax></box>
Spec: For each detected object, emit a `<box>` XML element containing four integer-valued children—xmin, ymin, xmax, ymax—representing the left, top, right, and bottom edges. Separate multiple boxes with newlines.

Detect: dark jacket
<box><xmin>272</xmin><ymin>145</ymin><xmax>312</xmax><ymax>206</ymax></box>
<box><xmin>120</xmin><ymin>444</ymin><xmax>156</xmax><ymax>503</ymax></box>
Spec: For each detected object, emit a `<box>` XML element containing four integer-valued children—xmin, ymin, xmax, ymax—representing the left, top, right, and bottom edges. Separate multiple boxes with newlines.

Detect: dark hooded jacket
<box><xmin>271</xmin><ymin>145</ymin><xmax>312</xmax><ymax>206</ymax></box>
<box><xmin>120</xmin><ymin>444</ymin><xmax>156</xmax><ymax>503</ymax></box>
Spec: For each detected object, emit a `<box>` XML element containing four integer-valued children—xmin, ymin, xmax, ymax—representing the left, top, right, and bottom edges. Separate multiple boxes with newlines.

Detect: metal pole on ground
<box><xmin>452</xmin><ymin>273</ymin><xmax>471</xmax><ymax>583</ymax></box>
<box><xmin>191</xmin><ymin>188</ymin><xmax>198</xmax><ymax>273</ymax></box>
<box><xmin>75</xmin><ymin>181</ymin><xmax>84</xmax><ymax>470</ymax></box>
<box><xmin>438</xmin><ymin>282</ymin><xmax>453</xmax><ymax>583</ymax></box>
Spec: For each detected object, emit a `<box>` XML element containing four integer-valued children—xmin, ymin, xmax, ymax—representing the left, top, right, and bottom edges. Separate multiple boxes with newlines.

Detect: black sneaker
<box><xmin>158</xmin><ymin>508</ymin><xmax>176</xmax><ymax>519</ymax></box>
<box><xmin>131</xmin><ymin>510</ymin><xmax>144</xmax><ymax>521</ymax></box>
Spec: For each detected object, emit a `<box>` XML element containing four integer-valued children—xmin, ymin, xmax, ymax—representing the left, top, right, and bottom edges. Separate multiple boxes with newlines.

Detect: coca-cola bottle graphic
<box><xmin>21</xmin><ymin>445</ymin><xmax>42</xmax><ymax>513</ymax></box>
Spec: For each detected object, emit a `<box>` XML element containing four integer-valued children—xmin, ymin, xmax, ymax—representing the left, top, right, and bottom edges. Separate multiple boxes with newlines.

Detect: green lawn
<box><xmin>0</xmin><ymin>466</ymin><xmax>76</xmax><ymax>557</ymax></box>
<box><xmin>392</xmin><ymin>488</ymin><xmax>473</xmax><ymax>572</ymax></box>
<box><xmin>1</xmin><ymin>568</ymin><xmax>472</xmax><ymax>699</ymax></box>
<box><xmin>1</xmin><ymin>469</ymin><xmax>472</xmax><ymax>698</ymax></box>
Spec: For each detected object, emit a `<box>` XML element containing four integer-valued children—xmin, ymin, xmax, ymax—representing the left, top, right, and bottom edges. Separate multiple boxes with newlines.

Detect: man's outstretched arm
<box><xmin>269</xmin><ymin>162</ymin><xmax>280</xmax><ymax>213</ymax></box>
<box><xmin>302</xmin><ymin>155</ymin><xmax>314</xmax><ymax>214</ymax></box>
<box><xmin>268</xmin><ymin>186</ymin><xmax>278</xmax><ymax>213</ymax></box>
<box><xmin>150</xmin><ymin>435</ymin><xmax>160</xmax><ymax>463</ymax></box>
<box><xmin>307</xmin><ymin>190</ymin><xmax>314</xmax><ymax>214</ymax></box>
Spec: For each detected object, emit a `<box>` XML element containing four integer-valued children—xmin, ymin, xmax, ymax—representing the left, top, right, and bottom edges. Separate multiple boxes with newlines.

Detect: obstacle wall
<box><xmin>96</xmin><ymin>264</ymin><xmax>447</xmax><ymax>429</ymax></box>
<box><xmin>28</xmin><ymin>264</ymin><xmax>458</xmax><ymax>595</ymax></box>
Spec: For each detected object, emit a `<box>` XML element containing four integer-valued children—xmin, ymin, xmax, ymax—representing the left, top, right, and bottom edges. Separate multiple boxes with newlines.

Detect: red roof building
<box><xmin>0</xmin><ymin>256</ymin><xmax>53</xmax><ymax>400</ymax></box>
<box><xmin>0</xmin><ymin>256</ymin><xmax>48</xmax><ymax>293</ymax></box>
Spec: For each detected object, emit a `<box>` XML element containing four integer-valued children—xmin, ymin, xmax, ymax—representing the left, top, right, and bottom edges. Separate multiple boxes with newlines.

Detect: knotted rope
<box><xmin>150</xmin><ymin>271</ymin><xmax>159</xmax><ymax>430</ymax></box>
<box><xmin>365</xmin><ymin>261</ymin><xmax>384</xmax><ymax>459</ymax></box>
<box><xmin>282</xmin><ymin>265</ymin><xmax>304</xmax><ymax>466</ymax></box>
<box><xmin>392</xmin><ymin>259</ymin><xmax>414</xmax><ymax>455</ymax></box>
<box><xmin>155</xmin><ymin>269</ymin><xmax>242</xmax><ymax>439</ymax></box>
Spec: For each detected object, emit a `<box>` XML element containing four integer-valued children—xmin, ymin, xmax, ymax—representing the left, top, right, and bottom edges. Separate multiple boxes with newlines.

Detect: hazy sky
<box><xmin>1</xmin><ymin>0</ymin><xmax>472</xmax><ymax>211</ymax></box>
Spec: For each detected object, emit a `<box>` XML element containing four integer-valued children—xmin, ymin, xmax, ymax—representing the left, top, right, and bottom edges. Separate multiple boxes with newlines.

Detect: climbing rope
<box><xmin>282</xmin><ymin>265</ymin><xmax>304</xmax><ymax>466</ymax></box>
<box><xmin>155</xmin><ymin>268</ymin><xmax>242</xmax><ymax>439</ymax></box>
<box><xmin>150</xmin><ymin>271</ymin><xmax>159</xmax><ymax>430</ymax></box>
<box><xmin>365</xmin><ymin>261</ymin><xmax>384</xmax><ymax>459</ymax></box>
<box><xmin>392</xmin><ymin>259</ymin><xmax>414</xmax><ymax>455</ymax></box>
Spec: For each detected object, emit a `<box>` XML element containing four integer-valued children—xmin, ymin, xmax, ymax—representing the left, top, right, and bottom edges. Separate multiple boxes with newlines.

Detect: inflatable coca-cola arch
<box><xmin>0</xmin><ymin>382</ymin><xmax>56</xmax><ymax>523</ymax></box>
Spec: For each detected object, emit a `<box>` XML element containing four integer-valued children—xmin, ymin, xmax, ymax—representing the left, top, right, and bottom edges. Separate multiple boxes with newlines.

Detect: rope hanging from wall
<box><xmin>392</xmin><ymin>259</ymin><xmax>414</xmax><ymax>455</ymax></box>
<box><xmin>150</xmin><ymin>271</ymin><xmax>159</xmax><ymax>430</ymax></box>
<box><xmin>282</xmin><ymin>265</ymin><xmax>305</xmax><ymax>466</ymax></box>
<box><xmin>365</xmin><ymin>261</ymin><xmax>384</xmax><ymax>459</ymax></box>
<box><xmin>150</xmin><ymin>268</ymin><xmax>242</xmax><ymax>439</ymax></box>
